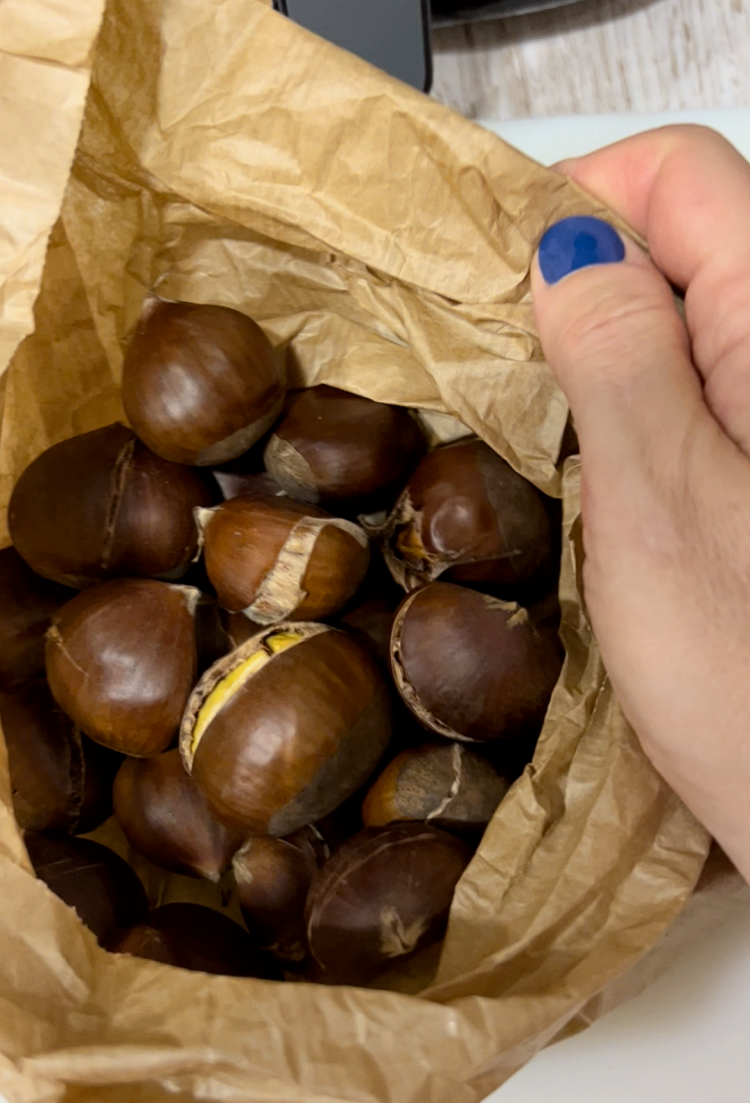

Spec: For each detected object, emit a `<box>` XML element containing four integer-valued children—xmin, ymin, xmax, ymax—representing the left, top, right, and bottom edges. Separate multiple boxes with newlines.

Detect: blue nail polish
<box><xmin>538</xmin><ymin>216</ymin><xmax>625</xmax><ymax>285</ymax></box>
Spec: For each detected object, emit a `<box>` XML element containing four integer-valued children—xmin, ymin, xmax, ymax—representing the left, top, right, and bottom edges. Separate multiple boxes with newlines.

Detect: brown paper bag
<box><xmin>0</xmin><ymin>1</ymin><xmax>719</xmax><ymax>1099</ymax></box>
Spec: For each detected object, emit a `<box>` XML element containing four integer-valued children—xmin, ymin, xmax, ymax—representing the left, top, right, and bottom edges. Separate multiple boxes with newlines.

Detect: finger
<box><xmin>532</xmin><ymin>215</ymin><xmax>707</xmax><ymax>490</ymax></box>
<box><xmin>531</xmin><ymin>215</ymin><xmax>726</xmax><ymax>701</ymax></box>
<box><xmin>554</xmin><ymin>126</ymin><xmax>750</xmax><ymax>454</ymax></box>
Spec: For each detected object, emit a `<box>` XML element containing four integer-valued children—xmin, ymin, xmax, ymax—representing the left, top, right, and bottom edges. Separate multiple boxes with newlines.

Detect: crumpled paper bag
<box><xmin>0</xmin><ymin>1</ymin><xmax>719</xmax><ymax>1100</ymax></box>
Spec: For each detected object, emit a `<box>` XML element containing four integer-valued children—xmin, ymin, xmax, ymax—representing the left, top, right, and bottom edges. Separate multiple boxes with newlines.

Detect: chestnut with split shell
<box><xmin>7</xmin><ymin>423</ymin><xmax>212</xmax><ymax>587</ymax></box>
<box><xmin>122</xmin><ymin>296</ymin><xmax>285</xmax><ymax>466</ymax></box>
<box><xmin>25</xmin><ymin>832</ymin><xmax>149</xmax><ymax>948</ymax></box>
<box><xmin>114</xmin><ymin>902</ymin><xmax>283</xmax><ymax>978</ymax></box>
<box><xmin>113</xmin><ymin>749</ymin><xmax>242</xmax><ymax>881</ymax></box>
<box><xmin>305</xmin><ymin>822</ymin><xmax>471</xmax><ymax>985</ymax></box>
<box><xmin>0</xmin><ymin>679</ymin><xmax>120</xmax><ymax>835</ymax></box>
<box><xmin>180</xmin><ymin>622</ymin><xmax>392</xmax><ymax>836</ymax></box>
<box><xmin>197</xmin><ymin>493</ymin><xmax>370</xmax><ymax>625</ymax></box>
<box><xmin>263</xmin><ymin>385</ymin><xmax>426</xmax><ymax>510</ymax></box>
<box><xmin>374</xmin><ymin>437</ymin><xmax>553</xmax><ymax>592</ymax></box>
<box><xmin>45</xmin><ymin>579</ymin><xmax>199</xmax><ymax>756</ymax></box>
<box><xmin>390</xmin><ymin>581</ymin><xmax>563</xmax><ymax>744</ymax></box>
<box><xmin>362</xmin><ymin>741</ymin><xmax>510</xmax><ymax>839</ymax></box>
<box><xmin>233</xmin><ymin>833</ymin><xmax>324</xmax><ymax>960</ymax></box>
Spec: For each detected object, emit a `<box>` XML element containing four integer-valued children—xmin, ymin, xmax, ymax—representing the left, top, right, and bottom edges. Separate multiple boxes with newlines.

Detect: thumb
<box><xmin>531</xmin><ymin>215</ymin><xmax>708</xmax><ymax>493</ymax></box>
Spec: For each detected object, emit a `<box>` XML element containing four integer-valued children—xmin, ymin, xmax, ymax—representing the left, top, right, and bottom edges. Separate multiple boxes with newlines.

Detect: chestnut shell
<box><xmin>305</xmin><ymin>822</ymin><xmax>471</xmax><ymax>984</ymax></box>
<box><xmin>263</xmin><ymin>385</ymin><xmax>426</xmax><ymax>510</ymax></box>
<box><xmin>25</xmin><ymin>832</ymin><xmax>149</xmax><ymax>948</ymax></box>
<box><xmin>0</xmin><ymin>547</ymin><xmax>76</xmax><ymax>689</ymax></box>
<box><xmin>7</xmin><ymin>423</ymin><xmax>212</xmax><ymax>587</ymax></box>
<box><xmin>362</xmin><ymin>741</ymin><xmax>509</xmax><ymax>839</ymax></box>
<box><xmin>199</xmin><ymin>493</ymin><xmax>370</xmax><ymax>624</ymax></box>
<box><xmin>379</xmin><ymin>437</ymin><xmax>553</xmax><ymax>592</ymax></box>
<box><xmin>233</xmin><ymin>835</ymin><xmax>321</xmax><ymax>960</ymax></box>
<box><xmin>122</xmin><ymin>297</ymin><xmax>285</xmax><ymax>466</ymax></box>
<box><xmin>390</xmin><ymin>582</ymin><xmax>563</xmax><ymax>743</ymax></box>
<box><xmin>45</xmin><ymin>579</ymin><xmax>199</xmax><ymax>756</ymax></box>
<box><xmin>0</xmin><ymin>679</ymin><xmax>120</xmax><ymax>834</ymax></box>
<box><xmin>114</xmin><ymin>903</ymin><xmax>283</xmax><ymax>978</ymax></box>
<box><xmin>181</xmin><ymin>623</ymin><xmax>393</xmax><ymax>836</ymax></box>
<box><xmin>113</xmin><ymin>749</ymin><xmax>242</xmax><ymax>881</ymax></box>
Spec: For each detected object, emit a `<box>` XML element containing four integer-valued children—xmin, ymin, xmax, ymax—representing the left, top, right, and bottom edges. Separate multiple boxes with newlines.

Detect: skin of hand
<box><xmin>530</xmin><ymin>125</ymin><xmax>750</xmax><ymax>883</ymax></box>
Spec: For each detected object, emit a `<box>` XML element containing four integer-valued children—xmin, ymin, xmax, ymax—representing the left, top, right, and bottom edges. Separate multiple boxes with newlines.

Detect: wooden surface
<box><xmin>431</xmin><ymin>0</ymin><xmax>750</xmax><ymax>120</ymax></box>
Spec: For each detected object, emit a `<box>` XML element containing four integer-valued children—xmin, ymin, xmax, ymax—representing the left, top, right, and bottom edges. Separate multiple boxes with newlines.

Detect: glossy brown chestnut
<box><xmin>263</xmin><ymin>385</ymin><xmax>426</xmax><ymax>510</ymax></box>
<box><xmin>25</xmin><ymin>832</ymin><xmax>149</xmax><ymax>947</ymax></box>
<box><xmin>7</xmin><ymin>423</ymin><xmax>213</xmax><ymax>587</ymax></box>
<box><xmin>181</xmin><ymin>623</ymin><xmax>392</xmax><ymax>836</ymax></box>
<box><xmin>375</xmin><ymin>437</ymin><xmax>553</xmax><ymax>592</ymax></box>
<box><xmin>0</xmin><ymin>679</ymin><xmax>120</xmax><ymax>834</ymax></box>
<box><xmin>114</xmin><ymin>903</ymin><xmax>283</xmax><ymax>978</ymax></box>
<box><xmin>198</xmin><ymin>493</ymin><xmax>370</xmax><ymax>625</ymax></box>
<box><xmin>362</xmin><ymin>742</ymin><xmax>509</xmax><ymax>839</ymax></box>
<box><xmin>0</xmin><ymin>547</ymin><xmax>76</xmax><ymax>688</ymax></box>
<box><xmin>390</xmin><ymin>582</ymin><xmax>563</xmax><ymax>743</ymax></box>
<box><xmin>305</xmin><ymin>822</ymin><xmax>471</xmax><ymax>984</ymax></box>
<box><xmin>46</xmin><ymin>579</ymin><xmax>199</xmax><ymax>756</ymax></box>
<box><xmin>113</xmin><ymin>749</ymin><xmax>242</xmax><ymax>881</ymax></box>
<box><xmin>233</xmin><ymin>835</ymin><xmax>322</xmax><ymax>960</ymax></box>
<box><xmin>122</xmin><ymin>296</ymin><xmax>285</xmax><ymax>466</ymax></box>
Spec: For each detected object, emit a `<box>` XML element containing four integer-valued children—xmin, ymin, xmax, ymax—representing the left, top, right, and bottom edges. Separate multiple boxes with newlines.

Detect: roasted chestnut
<box><xmin>0</xmin><ymin>679</ymin><xmax>120</xmax><ymax>834</ymax></box>
<box><xmin>114</xmin><ymin>903</ymin><xmax>283</xmax><ymax>978</ymax></box>
<box><xmin>7</xmin><ymin>423</ymin><xmax>213</xmax><ymax>587</ymax></box>
<box><xmin>375</xmin><ymin>437</ymin><xmax>553</xmax><ymax>592</ymax></box>
<box><xmin>197</xmin><ymin>493</ymin><xmax>370</xmax><ymax>624</ymax></box>
<box><xmin>25</xmin><ymin>832</ymin><xmax>149</xmax><ymax>947</ymax></box>
<box><xmin>0</xmin><ymin>547</ymin><xmax>76</xmax><ymax>688</ymax></box>
<box><xmin>181</xmin><ymin>623</ymin><xmax>392</xmax><ymax>836</ymax></box>
<box><xmin>46</xmin><ymin>579</ymin><xmax>199</xmax><ymax>756</ymax></box>
<box><xmin>362</xmin><ymin>742</ymin><xmax>509</xmax><ymax>839</ymax></box>
<box><xmin>122</xmin><ymin>296</ymin><xmax>285</xmax><ymax>466</ymax></box>
<box><xmin>233</xmin><ymin>835</ymin><xmax>322</xmax><ymax>960</ymax></box>
<box><xmin>263</xmin><ymin>385</ymin><xmax>426</xmax><ymax>510</ymax></box>
<box><xmin>113</xmin><ymin>749</ymin><xmax>242</xmax><ymax>881</ymax></box>
<box><xmin>390</xmin><ymin>582</ymin><xmax>563</xmax><ymax>743</ymax></box>
<box><xmin>305</xmin><ymin>822</ymin><xmax>471</xmax><ymax>984</ymax></box>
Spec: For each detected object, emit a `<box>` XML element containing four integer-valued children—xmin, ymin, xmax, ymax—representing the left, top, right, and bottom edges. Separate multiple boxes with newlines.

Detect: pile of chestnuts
<box><xmin>0</xmin><ymin>295</ymin><xmax>564</xmax><ymax>987</ymax></box>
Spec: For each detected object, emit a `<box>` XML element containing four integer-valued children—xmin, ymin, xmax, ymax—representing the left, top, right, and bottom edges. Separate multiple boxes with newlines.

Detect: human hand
<box><xmin>530</xmin><ymin>126</ymin><xmax>750</xmax><ymax>882</ymax></box>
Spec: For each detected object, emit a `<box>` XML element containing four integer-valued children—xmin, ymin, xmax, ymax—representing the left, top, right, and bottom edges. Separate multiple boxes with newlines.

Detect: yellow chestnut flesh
<box><xmin>181</xmin><ymin>624</ymin><xmax>392</xmax><ymax>836</ymax></box>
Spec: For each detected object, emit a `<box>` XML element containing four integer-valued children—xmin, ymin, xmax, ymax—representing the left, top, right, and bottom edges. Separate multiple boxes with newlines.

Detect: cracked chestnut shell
<box><xmin>390</xmin><ymin>582</ymin><xmax>563</xmax><ymax>743</ymax></box>
<box><xmin>122</xmin><ymin>296</ymin><xmax>285</xmax><ymax>466</ymax></box>
<box><xmin>46</xmin><ymin>579</ymin><xmax>199</xmax><ymax>756</ymax></box>
<box><xmin>198</xmin><ymin>492</ymin><xmax>370</xmax><ymax>625</ymax></box>
<box><xmin>362</xmin><ymin>742</ymin><xmax>509</xmax><ymax>839</ymax></box>
<box><xmin>233</xmin><ymin>832</ymin><xmax>325</xmax><ymax>960</ymax></box>
<box><xmin>305</xmin><ymin>822</ymin><xmax>471</xmax><ymax>984</ymax></box>
<box><xmin>114</xmin><ymin>903</ymin><xmax>282</xmax><ymax>978</ymax></box>
<box><xmin>0</xmin><ymin>678</ymin><xmax>120</xmax><ymax>834</ymax></box>
<box><xmin>181</xmin><ymin>623</ymin><xmax>393</xmax><ymax>836</ymax></box>
<box><xmin>7</xmin><ymin>423</ymin><xmax>212</xmax><ymax>587</ymax></box>
<box><xmin>113</xmin><ymin>749</ymin><xmax>242</xmax><ymax>881</ymax></box>
<box><xmin>25</xmin><ymin>832</ymin><xmax>149</xmax><ymax>948</ymax></box>
<box><xmin>263</xmin><ymin>385</ymin><xmax>426</xmax><ymax>510</ymax></box>
<box><xmin>0</xmin><ymin>547</ymin><xmax>76</xmax><ymax>688</ymax></box>
<box><xmin>376</xmin><ymin>437</ymin><xmax>553</xmax><ymax>592</ymax></box>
